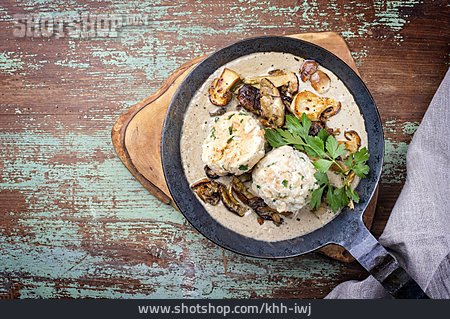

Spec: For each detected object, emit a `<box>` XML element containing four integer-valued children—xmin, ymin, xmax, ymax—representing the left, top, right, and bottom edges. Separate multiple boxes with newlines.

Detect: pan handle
<box><xmin>341</xmin><ymin>219</ymin><xmax>429</xmax><ymax>299</ymax></box>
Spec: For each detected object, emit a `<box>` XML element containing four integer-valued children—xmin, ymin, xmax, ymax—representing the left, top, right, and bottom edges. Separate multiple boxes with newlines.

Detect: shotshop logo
<box><xmin>12</xmin><ymin>13</ymin><xmax>150</xmax><ymax>38</ymax></box>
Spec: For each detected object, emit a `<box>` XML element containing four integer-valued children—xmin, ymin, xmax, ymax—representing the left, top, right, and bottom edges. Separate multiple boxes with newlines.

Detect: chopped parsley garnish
<box><xmin>282</xmin><ymin>179</ymin><xmax>289</xmax><ymax>188</ymax></box>
<box><xmin>239</xmin><ymin>165</ymin><xmax>248</xmax><ymax>171</ymax></box>
<box><xmin>228</xmin><ymin>126</ymin><xmax>233</xmax><ymax>135</ymax></box>
<box><xmin>210</xmin><ymin>127</ymin><xmax>216</xmax><ymax>139</ymax></box>
<box><xmin>228</xmin><ymin>114</ymin><xmax>235</xmax><ymax>120</ymax></box>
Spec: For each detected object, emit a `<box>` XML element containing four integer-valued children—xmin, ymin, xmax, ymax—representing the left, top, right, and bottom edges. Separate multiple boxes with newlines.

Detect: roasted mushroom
<box><xmin>299</xmin><ymin>60</ymin><xmax>319</xmax><ymax>82</ymax></box>
<box><xmin>209</xmin><ymin>107</ymin><xmax>227</xmax><ymax>117</ymax></box>
<box><xmin>259</xmin><ymin>78</ymin><xmax>285</xmax><ymax>128</ymax></box>
<box><xmin>237</xmin><ymin>84</ymin><xmax>261</xmax><ymax>115</ymax></box>
<box><xmin>243</xmin><ymin>69</ymin><xmax>299</xmax><ymax>96</ymax></box>
<box><xmin>230</xmin><ymin>176</ymin><xmax>285</xmax><ymax>226</ymax></box>
<box><xmin>230</xmin><ymin>176</ymin><xmax>255</xmax><ymax>204</ymax></box>
<box><xmin>309</xmin><ymin>121</ymin><xmax>326</xmax><ymax>136</ymax></box>
<box><xmin>290</xmin><ymin>90</ymin><xmax>341</xmax><ymax>122</ymax></box>
<box><xmin>204</xmin><ymin>165</ymin><xmax>220</xmax><ymax>179</ymax></box>
<box><xmin>247</xmin><ymin>197</ymin><xmax>283</xmax><ymax>226</ymax></box>
<box><xmin>219</xmin><ymin>183</ymin><xmax>247</xmax><ymax>217</ymax></box>
<box><xmin>281</xmin><ymin>94</ymin><xmax>293</xmax><ymax>109</ymax></box>
<box><xmin>310</xmin><ymin>70</ymin><xmax>331</xmax><ymax>94</ymax></box>
<box><xmin>339</xmin><ymin>130</ymin><xmax>361</xmax><ymax>154</ymax></box>
<box><xmin>320</xmin><ymin>103</ymin><xmax>341</xmax><ymax>122</ymax></box>
<box><xmin>191</xmin><ymin>178</ymin><xmax>221</xmax><ymax>205</ymax></box>
<box><xmin>208</xmin><ymin>68</ymin><xmax>241</xmax><ymax>106</ymax></box>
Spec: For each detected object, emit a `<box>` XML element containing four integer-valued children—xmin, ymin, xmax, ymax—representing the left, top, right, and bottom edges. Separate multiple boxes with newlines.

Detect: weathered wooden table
<box><xmin>0</xmin><ymin>1</ymin><xmax>448</xmax><ymax>298</ymax></box>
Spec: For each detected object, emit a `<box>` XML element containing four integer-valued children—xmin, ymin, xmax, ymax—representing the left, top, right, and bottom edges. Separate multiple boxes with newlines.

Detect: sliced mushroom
<box><xmin>237</xmin><ymin>84</ymin><xmax>261</xmax><ymax>116</ymax></box>
<box><xmin>209</xmin><ymin>107</ymin><xmax>227</xmax><ymax>117</ymax></box>
<box><xmin>219</xmin><ymin>183</ymin><xmax>247</xmax><ymax>217</ymax></box>
<box><xmin>338</xmin><ymin>130</ymin><xmax>361</xmax><ymax>154</ymax></box>
<box><xmin>230</xmin><ymin>176</ymin><xmax>284</xmax><ymax>226</ymax></box>
<box><xmin>309</xmin><ymin>121</ymin><xmax>326</xmax><ymax>136</ymax></box>
<box><xmin>208</xmin><ymin>68</ymin><xmax>241</xmax><ymax>106</ymax></box>
<box><xmin>290</xmin><ymin>90</ymin><xmax>341</xmax><ymax>122</ymax></box>
<box><xmin>243</xmin><ymin>69</ymin><xmax>299</xmax><ymax>96</ymax></box>
<box><xmin>281</xmin><ymin>94</ymin><xmax>293</xmax><ymax>109</ymax></box>
<box><xmin>310</xmin><ymin>70</ymin><xmax>331</xmax><ymax>93</ymax></box>
<box><xmin>191</xmin><ymin>178</ymin><xmax>221</xmax><ymax>205</ymax></box>
<box><xmin>259</xmin><ymin>78</ymin><xmax>285</xmax><ymax>128</ymax></box>
<box><xmin>320</xmin><ymin>102</ymin><xmax>341</xmax><ymax>121</ymax></box>
<box><xmin>328</xmin><ymin>127</ymin><xmax>340</xmax><ymax>136</ymax></box>
<box><xmin>247</xmin><ymin>197</ymin><xmax>283</xmax><ymax>226</ymax></box>
<box><xmin>299</xmin><ymin>60</ymin><xmax>319</xmax><ymax>82</ymax></box>
<box><xmin>204</xmin><ymin>165</ymin><xmax>220</xmax><ymax>179</ymax></box>
<box><xmin>230</xmin><ymin>176</ymin><xmax>255</xmax><ymax>204</ymax></box>
<box><xmin>309</xmin><ymin>121</ymin><xmax>337</xmax><ymax>137</ymax></box>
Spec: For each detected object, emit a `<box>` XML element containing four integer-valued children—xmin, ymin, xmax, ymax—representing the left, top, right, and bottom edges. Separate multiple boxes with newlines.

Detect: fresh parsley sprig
<box><xmin>310</xmin><ymin>171</ymin><xmax>359</xmax><ymax>212</ymax></box>
<box><xmin>265</xmin><ymin>113</ymin><xmax>370</xmax><ymax>212</ymax></box>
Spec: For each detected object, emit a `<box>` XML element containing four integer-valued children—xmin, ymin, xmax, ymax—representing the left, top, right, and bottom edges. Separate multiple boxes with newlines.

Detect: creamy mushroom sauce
<box><xmin>180</xmin><ymin>52</ymin><xmax>368</xmax><ymax>242</ymax></box>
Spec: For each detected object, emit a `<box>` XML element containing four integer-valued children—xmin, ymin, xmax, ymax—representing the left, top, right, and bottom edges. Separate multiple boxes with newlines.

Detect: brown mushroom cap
<box><xmin>259</xmin><ymin>78</ymin><xmax>285</xmax><ymax>128</ymax></box>
<box><xmin>191</xmin><ymin>178</ymin><xmax>221</xmax><ymax>206</ymax></box>
<box><xmin>209</xmin><ymin>107</ymin><xmax>227</xmax><ymax>117</ymax></box>
<box><xmin>300</xmin><ymin>60</ymin><xmax>319</xmax><ymax>82</ymax></box>
<box><xmin>208</xmin><ymin>68</ymin><xmax>241</xmax><ymax>106</ymax></box>
<box><xmin>230</xmin><ymin>176</ymin><xmax>285</xmax><ymax>225</ymax></box>
<box><xmin>230</xmin><ymin>176</ymin><xmax>256</xmax><ymax>204</ymax></box>
<box><xmin>218</xmin><ymin>183</ymin><xmax>247</xmax><ymax>217</ymax></box>
<box><xmin>243</xmin><ymin>70</ymin><xmax>299</xmax><ymax>95</ymax></box>
<box><xmin>290</xmin><ymin>90</ymin><xmax>340</xmax><ymax>122</ymax></box>
<box><xmin>342</xmin><ymin>130</ymin><xmax>361</xmax><ymax>153</ymax></box>
<box><xmin>204</xmin><ymin>165</ymin><xmax>220</xmax><ymax>179</ymax></box>
<box><xmin>310</xmin><ymin>70</ymin><xmax>331</xmax><ymax>94</ymax></box>
<box><xmin>237</xmin><ymin>84</ymin><xmax>261</xmax><ymax>116</ymax></box>
<box><xmin>320</xmin><ymin>101</ymin><xmax>341</xmax><ymax>121</ymax></box>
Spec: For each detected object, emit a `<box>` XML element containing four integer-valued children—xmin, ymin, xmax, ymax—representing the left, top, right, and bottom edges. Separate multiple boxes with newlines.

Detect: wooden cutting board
<box><xmin>111</xmin><ymin>32</ymin><xmax>378</xmax><ymax>263</ymax></box>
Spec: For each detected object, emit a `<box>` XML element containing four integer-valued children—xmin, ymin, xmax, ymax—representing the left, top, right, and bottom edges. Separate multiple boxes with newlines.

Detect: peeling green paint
<box><xmin>381</xmin><ymin>120</ymin><xmax>420</xmax><ymax>183</ymax></box>
<box><xmin>402</xmin><ymin>121</ymin><xmax>420</xmax><ymax>135</ymax></box>
<box><xmin>0</xmin><ymin>51</ymin><xmax>24</xmax><ymax>75</ymax></box>
<box><xmin>384</xmin><ymin>119</ymin><xmax>398</xmax><ymax>133</ymax></box>
<box><xmin>54</xmin><ymin>59</ymin><xmax>90</xmax><ymax>69</ymax></box>
<box><xmin>383</xmin><ymin>140</ymin><xmax>409</xmax><ymax>184</ymax></box>
<box><xmin>351</xmin><ymin>48</ymin><xmax>369</xmax><ymax>67</ymax></box>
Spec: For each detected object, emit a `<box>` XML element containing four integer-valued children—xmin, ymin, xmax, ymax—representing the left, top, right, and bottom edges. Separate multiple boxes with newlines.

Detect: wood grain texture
<box><xmin>112</xmin><ymin>57</ymin><xmax>204</xmax><ymax>205</ymax></box>
<box><xmin>0</xmin><ymin>0</ymin><xmax>448</xmax><ymax>299</ymax></box>
<box><xmin>112</xmin><ymin>31</ymin><xmax>376</xmax><ymax>263</ymax></box>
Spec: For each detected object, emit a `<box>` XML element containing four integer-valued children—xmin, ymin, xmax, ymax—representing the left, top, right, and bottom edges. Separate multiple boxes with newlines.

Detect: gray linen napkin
<box><xmin>326</xmin><ymin>69</ymin><xmax>450</xmax><ymax>299</ymax></box>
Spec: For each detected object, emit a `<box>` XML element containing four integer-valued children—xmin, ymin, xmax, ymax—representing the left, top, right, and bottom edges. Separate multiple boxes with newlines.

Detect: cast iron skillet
<box><xmin>161</xmin><ymin>36</ymin><xmax>428</xmax><ymax>299</ymax></box>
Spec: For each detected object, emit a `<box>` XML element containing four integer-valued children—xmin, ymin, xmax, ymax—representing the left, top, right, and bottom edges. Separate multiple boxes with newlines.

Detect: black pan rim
<box><xmin>161</xmin><ymin>35</ymin><xmax>384</xmax><ymax>259</ymax></box>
